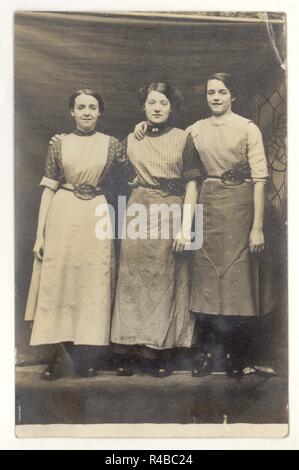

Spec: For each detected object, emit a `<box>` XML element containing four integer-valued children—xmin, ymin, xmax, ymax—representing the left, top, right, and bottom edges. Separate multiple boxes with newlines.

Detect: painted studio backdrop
<box><xmin>15</xmin><ymin>11</ymin><xmax>287</xmax><ymax>369</ymax></box>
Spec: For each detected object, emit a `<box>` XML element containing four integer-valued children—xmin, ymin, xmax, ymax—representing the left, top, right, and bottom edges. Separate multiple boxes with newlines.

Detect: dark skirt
<box><xmin>190</xmin><ymin>180</ymin><xmax>275</xmax><ymax>317</ymax></box>
<box><xmin>111</xmin><ymin>187</ymin><xmax>195</xmax><ymax>349</ymax></box>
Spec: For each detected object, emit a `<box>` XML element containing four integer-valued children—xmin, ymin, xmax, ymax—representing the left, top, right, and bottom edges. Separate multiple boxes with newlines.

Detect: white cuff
<box><xmin>39</xmin><ymin>177</ymin><xmax>59</xmax><ymax>190</ymax></box>
<box><xmin>252</xmin><ymin>177</ymin><xmax>268</xmax><ymax>185</ymax></box>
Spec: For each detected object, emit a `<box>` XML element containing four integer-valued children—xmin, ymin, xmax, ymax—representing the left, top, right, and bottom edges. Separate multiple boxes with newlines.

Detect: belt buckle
<box><xmin>221</xmin><ymin>169</ymin><xmax>245</xmax><ymax>186</ymax></box>
<box><xmin>73</xmin><ymin>182</ymin><xmax>98</xmax><ymax>200</ymax></box>
<box><xmin>158</xmin><ymin>178</ymin><xmax>182</xmax><ymax>195</ymax></box>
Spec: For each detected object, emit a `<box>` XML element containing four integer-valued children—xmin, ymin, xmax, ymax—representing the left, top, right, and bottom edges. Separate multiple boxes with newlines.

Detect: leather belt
<box><xmin>61</xmin><ymin>182</ymin><xmax>104</xmax><ymax>200</ymax></box>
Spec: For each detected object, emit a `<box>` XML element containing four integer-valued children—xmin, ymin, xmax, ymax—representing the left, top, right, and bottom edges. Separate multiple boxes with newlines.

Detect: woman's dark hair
<box><xmin>206</xmin><ymin>73</ymin><xmax>237</xmax><ymax>99</ymax></box>
<box><xmin>138</xmin><ymin>82</ymin><xmax>183</xmax><ymax>109</ymax></box>
<box><xmin>69</xmin><ymin>89</ymin><xmax>105</xmax><ymax>113</ymax></box>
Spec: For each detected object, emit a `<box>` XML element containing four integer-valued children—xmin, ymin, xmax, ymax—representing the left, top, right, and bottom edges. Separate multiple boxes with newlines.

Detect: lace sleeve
<box><xmin>40</xmin><ymin>141</ymin><xmax>65</xmax><ymax>190</ymax></box>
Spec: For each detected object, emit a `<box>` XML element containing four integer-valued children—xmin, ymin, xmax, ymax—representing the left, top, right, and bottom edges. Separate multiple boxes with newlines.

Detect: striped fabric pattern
<box><xmin>127</xmin><ymin>128</ymin><xmax>189</xmax><ymax>186</ymax></box>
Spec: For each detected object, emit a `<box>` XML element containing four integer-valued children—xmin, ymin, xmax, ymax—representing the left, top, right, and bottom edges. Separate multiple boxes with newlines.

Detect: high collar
<box><xmin>146</xmin><ymin>121</ymin><xmax>173</xmax><ymax>137</ymax></box>
<box><xmin>73</xmin><ymin>128</ymin><xmax>97</xmax><ymax>136</ymax></box>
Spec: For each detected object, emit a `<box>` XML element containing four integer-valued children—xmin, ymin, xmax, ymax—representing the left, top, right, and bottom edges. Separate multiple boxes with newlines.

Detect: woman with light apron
<box><xmin>25</xmin><ymin>89</ymin><xmax>126</xmax><ymax>380</ymax></box>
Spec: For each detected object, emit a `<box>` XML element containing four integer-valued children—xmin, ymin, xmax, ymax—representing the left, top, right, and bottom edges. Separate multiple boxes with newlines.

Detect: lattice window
<box><xmin>257</xmin><ymin>91</ymin><xmax>287</xmax><ymax>219</ymax></box>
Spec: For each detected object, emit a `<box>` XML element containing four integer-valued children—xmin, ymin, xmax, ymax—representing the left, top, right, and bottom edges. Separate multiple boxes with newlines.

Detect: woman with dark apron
<box><xmin>187</xmin><ymin>73</ymin><xmax>275</xmax><ymax>377</ymax></box>
<box><xmin>111</xmin><ymin>82</ymin><xmax>204</xmax><ymax>377</ymax></box>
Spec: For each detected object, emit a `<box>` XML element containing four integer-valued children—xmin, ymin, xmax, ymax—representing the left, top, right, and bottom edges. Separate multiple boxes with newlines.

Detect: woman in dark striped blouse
<box><xmin>111</xmin><ymin>82</ymin><xmax>205</xmax><ymax>377</ymax></box>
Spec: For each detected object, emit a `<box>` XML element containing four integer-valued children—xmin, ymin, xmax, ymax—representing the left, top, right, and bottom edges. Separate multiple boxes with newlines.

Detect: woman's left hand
<box><xmin>249</xmin><ymin>228</ymin><xmax>265</xmax><ymax>253</ymax></box>
<box><xmin>172</xmin><ymin>231</ymin><xmax>192</xmax><ymax>252</ymax></box>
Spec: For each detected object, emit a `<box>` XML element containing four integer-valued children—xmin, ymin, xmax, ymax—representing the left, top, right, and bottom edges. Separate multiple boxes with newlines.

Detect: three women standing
<box><xmin>25</xmin><ymin>75</ymin><xmax>274</xmax><ymax>380</ymax></box>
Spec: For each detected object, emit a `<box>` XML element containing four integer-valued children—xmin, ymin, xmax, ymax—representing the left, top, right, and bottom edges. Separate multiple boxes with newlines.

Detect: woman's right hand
<box><xmin>134</xmin><ymin>122</ymin><xmax>147</xmax><ymax>140</ymax></box>
<box><xmin>49</xmin><ymin>134</ymin><xmax>66</xmax><ymax>145</ymax></box>
<box><xmin>33</xmin><ymin>236</ymin><xmax>45</xmax><ymax>261</ymax></box>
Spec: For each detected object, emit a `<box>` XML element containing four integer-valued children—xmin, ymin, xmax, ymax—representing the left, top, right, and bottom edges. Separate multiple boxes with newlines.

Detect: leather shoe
<box><xmin>225</xmin><ymin>354</ymin><xmax>243</xmax><ymax>378</ymax></box>
<box><xmin>117</xmin><ymin>367</ymin><xmax>133</xmax><ymax>377</ymax></box>
<box><xmin>191</xmin><ymin>352</ymin><xmax>213</xmax><ymax>377</ymax></box>
<box><xmin>77</xmin><ymin>367</ymin><xmax>97</xmax><ymax>378</ymax></box>
<box><xmin>152</xmin><ymin>367</ymin><xmax>172</xmax><ymax>378</ymax></box>
<box><xmin>41</xmin><ymin>362</ymin><xmax>64</xmax><ymax>381</ymax></box>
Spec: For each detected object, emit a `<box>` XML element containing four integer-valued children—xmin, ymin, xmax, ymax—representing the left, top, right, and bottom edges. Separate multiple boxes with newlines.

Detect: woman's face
<box><xmin>71</xmin><ymin>94</ymin><xmax>101</xmax><ymax>132</ymax></box>
<box><xmin>206</xmin><ymin>79</ymin><xmax>234</xmax><ymax>116</ymax></box>
<box><xmin>144</xmin><ymin>90</ymin><xmax>172</xmax><ymax>125</ymax></box>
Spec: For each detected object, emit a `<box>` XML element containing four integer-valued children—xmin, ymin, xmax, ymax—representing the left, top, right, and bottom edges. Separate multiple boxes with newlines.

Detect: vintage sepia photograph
<box><xmin>14</xmin><ymin>10</ymin><xmax>287</xmax><ymax>438</ymax></box>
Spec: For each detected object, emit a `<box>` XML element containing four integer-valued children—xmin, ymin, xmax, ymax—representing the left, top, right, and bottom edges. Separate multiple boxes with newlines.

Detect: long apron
<box><xmin>25</xmin><ymin>189</ymin><xmax>115</xmax><ymax>345</ymax></box>
<box><xmin>190</xmin><ymin>179</ymin><xmax>275</xmax><ymax>317</ymax></box>
<box><xmin>111</xmin><ymin>187</ymin><xmax>195</xmax><ymax>349</ymax></box>
<box><xmin>25</xmin><ymin>132</ymin><xmax>115</xmax><ymax>346</ymax></box>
